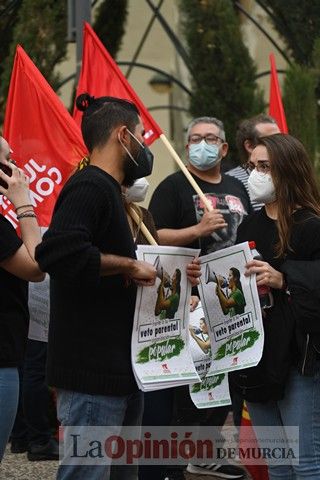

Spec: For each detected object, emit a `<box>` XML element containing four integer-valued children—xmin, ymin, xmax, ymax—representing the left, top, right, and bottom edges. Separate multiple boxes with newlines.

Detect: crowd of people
<box><xmin>0</xmin><ymin>94</ymin><xmax>319</xmax><ymax>480</ymax></box>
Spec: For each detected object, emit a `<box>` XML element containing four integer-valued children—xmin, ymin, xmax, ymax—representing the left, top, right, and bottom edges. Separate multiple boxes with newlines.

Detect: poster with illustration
<box><xmin>132</xmin><ymin>245</ymin><xmax>201</xmax><ymax>391</ymax></box>
<box><xmin>188</xmin><ymin>303</ymin><xmax>231</xmax><ymax>409</ymax></box>
<box><xmin>199</xmin><ymin>242</ymin><xmax>264</xmax><ymax>374</ymax></box>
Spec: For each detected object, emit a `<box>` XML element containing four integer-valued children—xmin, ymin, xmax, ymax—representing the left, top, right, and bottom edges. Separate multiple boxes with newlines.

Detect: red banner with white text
<box><xmin>2</xmin><ymin>45</ymin><xmax>87</xmax><ymax>227</ymax></box>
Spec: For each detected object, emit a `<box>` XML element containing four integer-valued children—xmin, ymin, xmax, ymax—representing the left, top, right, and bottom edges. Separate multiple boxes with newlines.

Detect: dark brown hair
<box><xmin>256</xmin><ymin>133</ymin><xmax>320</xmax><ymax>256</ymax></box>
<box><xmin>76</xmin><ymin>93</ymin><xmax>140</xmax><ymax>153</ymax></box>
<box><xmin>236</xmin><ymin>114</ymin><xmax>277</xmax><ymax>165</ymax></box>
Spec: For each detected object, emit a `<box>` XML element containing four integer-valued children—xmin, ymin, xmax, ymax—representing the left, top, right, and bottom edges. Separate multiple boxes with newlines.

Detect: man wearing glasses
<box><xmin>149</xmin><ymin>116</ymin><xmax>251</xmax><ymax>256</ymax></box>
<box><xmin>148</xmin><ymin>117</ymin><xmax>249</xmax><ymax>480</ymax></box>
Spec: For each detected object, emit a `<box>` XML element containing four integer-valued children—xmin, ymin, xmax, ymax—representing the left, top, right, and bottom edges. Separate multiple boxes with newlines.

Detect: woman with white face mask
<box><xmin>122</xmin><ymin>177</ymin><xmax>157</xmax><ymax>245</ymax></box>
<box><xmin>230</xmin><ymin>133</ymin><xmax>320</xmax><ymax>479</ymax></box>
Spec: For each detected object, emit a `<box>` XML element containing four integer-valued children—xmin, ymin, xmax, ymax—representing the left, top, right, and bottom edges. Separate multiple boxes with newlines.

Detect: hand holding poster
<box><xmin>199</xmin><ymin>242</ymin><xmax>264</xmax><ymax>375</ymax></box>
<box><xmin>188</xmin><ymin>303</ymin><xmax>231</xmax><ymax>409</ymax></box>
<box><xmin>131</xmin><ymin>245</ymin><xmax>201</xmax><ymax>391</ymax></box>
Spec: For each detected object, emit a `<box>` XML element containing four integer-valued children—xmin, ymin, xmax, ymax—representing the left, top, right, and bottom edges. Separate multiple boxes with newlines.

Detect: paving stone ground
<box><xmin>0</xmin><ymin>448</ymin><xmax>250</xmax><ymax>480</ymax></box>
<box><xmin>0</xmin><ymin>446</ymin><xmax>57</xmax><ymax>479</ymax></box>
<box><xmin>0</xmin><ymin>414</ymin><xmax>251</xmax><ymax>479</ymax></box>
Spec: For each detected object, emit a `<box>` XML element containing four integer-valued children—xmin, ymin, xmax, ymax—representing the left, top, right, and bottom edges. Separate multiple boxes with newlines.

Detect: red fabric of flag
<box><xmin>2</xmin><ymin>45</ymin><xmax>87</xmax><ymax>227</ymax></box>
<box><xmin>239</xmin><ymin>403</ymin><xmax>269</xmax><ymax>480</ymax></box>
<box><xmin>269</xmin><ymin>53</ymin><xmax>288</xmax><ymax>133</ymax></box>
<box><xmin>73</xmin><ymin>22</ymin><xmax>162</xmax><ymax>145</ymax></box>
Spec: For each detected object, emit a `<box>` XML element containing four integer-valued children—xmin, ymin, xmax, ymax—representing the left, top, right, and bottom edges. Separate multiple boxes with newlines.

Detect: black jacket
<box><xmin>281</xmin><ymin>259</ymin><xmax>320</xmax><ymax>375</ymax></box>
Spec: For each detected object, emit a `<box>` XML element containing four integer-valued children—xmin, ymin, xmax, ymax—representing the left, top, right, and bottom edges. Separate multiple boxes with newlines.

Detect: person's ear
<box><xmin>244</xmin><ymin>139</ymin><xmax>254</xmax><ymax>154</ymax></box>
<box><xmin>220</xmin><ymin>142</ymin><xmax>229</xmax><ymax>158</ymax></box>
<box><xmin>117</xmin><ymin>125</ymin><xmax>128</xmax><ymax>145</ymax></box>
<box><xmin>185</xmin><ymin>143</ymin><xmax>190</xmax><ymax>157</ymax></box>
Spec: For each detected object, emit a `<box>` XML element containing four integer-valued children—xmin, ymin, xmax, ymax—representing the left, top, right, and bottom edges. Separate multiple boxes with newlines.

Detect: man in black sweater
<box><xmin>35</xmin><ymin>95</ymin><xmax>160</xmax><ymax>480</ymax></box>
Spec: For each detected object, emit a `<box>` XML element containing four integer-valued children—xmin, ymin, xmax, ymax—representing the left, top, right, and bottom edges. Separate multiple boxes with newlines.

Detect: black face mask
<box><xmin>119</xmin><ymin>129</ymin><xmax>154</xmax><ymax>184</ymax></box>
<box><xmin>122</xmin><ymin>155</ymin><xmax>137</xmax><ymax>188</ymax></box>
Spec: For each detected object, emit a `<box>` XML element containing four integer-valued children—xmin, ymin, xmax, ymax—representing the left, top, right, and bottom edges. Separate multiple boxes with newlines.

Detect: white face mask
<box><xmin>125</xmin><ymin>177</ymin><xmax>149</xmax><ymax>203</ymax></box>
<box><xmin>248</xmin><ymin>169</ymin><xmax>276</xmax><ymax>204</ymax></box>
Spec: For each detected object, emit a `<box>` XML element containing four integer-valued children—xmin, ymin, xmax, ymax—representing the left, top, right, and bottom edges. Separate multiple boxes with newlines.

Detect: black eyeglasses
<box><xmin>246</xmin><ymin>160</ymin><xmax>271</xmax><ymax>174</ymax></box>
<box><xmin>188</xmin><ymin>134</ymin><xmax>224</xmax><ymax>145</ymax></box>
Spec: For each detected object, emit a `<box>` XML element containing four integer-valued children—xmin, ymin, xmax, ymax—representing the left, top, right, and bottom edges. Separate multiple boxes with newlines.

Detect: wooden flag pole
<box><xmin>160</xmin><ymin>133</ymin><xmax>213</xmax><ymax>212</ymax></box>
<box><xmin>129</xmin><ymin>206</ymin><xmax>158</xmax><ymax>245</ymax></box>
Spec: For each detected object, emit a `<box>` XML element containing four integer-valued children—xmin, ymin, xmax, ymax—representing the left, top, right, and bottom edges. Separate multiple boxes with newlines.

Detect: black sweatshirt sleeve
<box><xmin>35</xmin><ymin>178</ymin><xmax>111</xmax><ymax>286</ymax></box>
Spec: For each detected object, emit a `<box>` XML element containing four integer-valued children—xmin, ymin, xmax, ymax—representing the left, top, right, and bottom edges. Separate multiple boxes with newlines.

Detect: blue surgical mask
<box><xmin>188</xmin><ymin>141</ymin><xmax>221</xmax><ymax>171</ymax></box>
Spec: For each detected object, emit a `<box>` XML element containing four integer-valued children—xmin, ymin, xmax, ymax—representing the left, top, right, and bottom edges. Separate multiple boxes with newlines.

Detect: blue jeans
<box><xmin>247</xmin><ymin>365</ymin><xmax>320</xmax><ymax>479</ymax></box>
<box><xmin>0</xmin><ymin>368</ymin><xmax>19</xmax><ymax>460</ymax></box>
<box><xmin>57</xmin><ymin>389</ymin><xmax>143</xmax><ymax>480</ymax></box>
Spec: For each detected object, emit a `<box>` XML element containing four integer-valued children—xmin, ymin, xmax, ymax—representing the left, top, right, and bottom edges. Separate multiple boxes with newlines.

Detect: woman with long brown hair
<box><xmin>231</xmin><ymin>133</ymin><xmax>320</xmax><ymax>479</ymax></box>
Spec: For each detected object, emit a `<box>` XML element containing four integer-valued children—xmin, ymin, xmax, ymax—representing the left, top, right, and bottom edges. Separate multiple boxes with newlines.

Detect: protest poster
<box><xmin>28</xmin><ymin>228</ymin><xmax>50</xmax><ymax>343</ymax></box>
<box><xmin>28</xmin><ymin>274</ymin><xmax>50</xmax><ymax>343</ymax></box>
<box><xmin>132</xmin><ymin>245</ymin><xmax>201</xmax><ymax>391</ymax></box>
<box><xmin>188</xmin><ymin>303</ymin><xmax>231</xmax><ymax>409</ymax></box>
<box><xmin>199</xmin><ymin>242</ymin><xmax>264</xmax><ymax>374</ymax></box>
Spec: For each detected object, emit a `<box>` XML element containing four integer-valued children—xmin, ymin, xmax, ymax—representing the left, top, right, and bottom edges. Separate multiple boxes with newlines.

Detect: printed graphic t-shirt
<box><xmin>149</xmin><ymin>170</ymin><xmax>252</xmax><ymax>255</ymax></box>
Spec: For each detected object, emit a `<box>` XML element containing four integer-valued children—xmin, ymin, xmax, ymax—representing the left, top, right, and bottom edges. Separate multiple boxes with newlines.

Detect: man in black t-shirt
<box><xmin>149</xmin><ymin>116</ymin><xmax>251</xmax><ymax>255</ymax></box>
<box><xmin>148</xmin><ymin>117</ymin><xmax>247</xmax><ymax>480</ymax></box>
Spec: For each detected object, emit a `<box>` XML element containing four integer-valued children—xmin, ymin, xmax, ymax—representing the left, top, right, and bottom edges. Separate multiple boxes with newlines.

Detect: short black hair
<box><xmin>235</xmin><ymin>114</ymin><xmax>277</xmax><ymax>165</ymax></box>
<box><xmin>76</xmin><ymin>93</ymin><xmax>140</xmax><ymax>152</ymax></box>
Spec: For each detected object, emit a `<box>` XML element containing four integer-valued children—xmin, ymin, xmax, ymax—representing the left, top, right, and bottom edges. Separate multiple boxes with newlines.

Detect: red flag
<box><xmin>239</xmin><ymin>403</ymin><xmax>269</xmax><ymax>480</ymax></box>
<box><xmin>73</xmin><ymin>22</ymin><xmax>162</xmax><ymax>145</ymax></box>
<box><xmin>269</xmin><ymin>53</ymin><xmax>288</xmax><ymax>133</ymax></box>
<box><xmin>3</xmin><ymin>45</ymin><xmax>87</xmax><ymax>227</ymax></box>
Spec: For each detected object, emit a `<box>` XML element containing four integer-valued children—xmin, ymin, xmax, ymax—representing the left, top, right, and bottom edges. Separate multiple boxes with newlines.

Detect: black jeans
<box><xmin>139</xmin><ymin>386</ymin><xmax>231</xmax><ymax>478</ymax></box>
<box><xmin>139</xmin><ymin>388</ymin><xmax>174</xmax><ymax>480</ymax></box>
<box><xmin>11</xmin><ymin>340</ymin><xmax>52</xmax><ymax>447</ymax></box>
<box><xmin>165</xmin><ymin>385</ymin><xmax>231</xmax><ymax>475</ymax></box>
